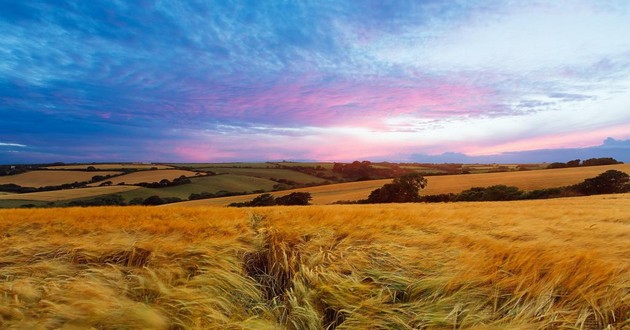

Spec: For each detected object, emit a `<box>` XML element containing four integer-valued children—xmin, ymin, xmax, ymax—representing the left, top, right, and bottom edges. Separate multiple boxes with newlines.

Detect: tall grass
<box><xmin>1</xmin><ymin>194</ymin><xmax>629</xmax><ymax>329</ymax></box>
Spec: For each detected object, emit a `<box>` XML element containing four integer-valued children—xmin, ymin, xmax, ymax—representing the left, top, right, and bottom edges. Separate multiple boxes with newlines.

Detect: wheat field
<box><xmin>0</xmin><ymin>170</ymin><xmax>122</xmax><ymax>188</ymax></box>
<box><xmin>0</xmin><ymin>194</ymin><xmax>628</xmax><ymax>329</ymax></box>
<box><xmin>172</xmin><ymin>163</ymin><xmax>630</xmax><ymax>206</ymax></box>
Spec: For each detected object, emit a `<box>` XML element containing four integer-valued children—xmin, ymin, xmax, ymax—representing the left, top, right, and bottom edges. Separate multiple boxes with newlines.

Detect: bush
<box><xmin>572</xmin><ymin>170</ymin><xmax>630</xmax><ymax>195</ymax></box>
<box><xmin>456</xmin><ymin>185</ymin><xmax>524</xmax><ymax>201</ymax></box>
<box><xmin>229</xmin><ymin>192</ymin><xmax>313</xmax><ymax>207</ymax></box>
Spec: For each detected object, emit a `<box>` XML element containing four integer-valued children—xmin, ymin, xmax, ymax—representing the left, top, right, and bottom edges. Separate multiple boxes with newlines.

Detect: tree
<box><xmin>249</xmin><ymin>193</ymin><xmax>276</xmax><ymax>206</ymax></box>
<box><xmin>143</xmin><ymin>195</ymin><xmax>165</xmax><ymax>205</ymax></box>
<box><xmin>572</xmin><ymin>170</ymin><xmax>630</xmax><ymax>195</ymax></box>
<box><xmin>365</xmin><ymin>173</ymin><xmax>427</xmax><ymax>203</ymax></box>
<box><xmin>275</xmin><ymin>192</ymin><xmax>312</xmax><ymax>205</ymax></box>
<box><xmin>566</xmin><ymin>159</ymin><xmax>581</xmax><ymax>167</ymax></box>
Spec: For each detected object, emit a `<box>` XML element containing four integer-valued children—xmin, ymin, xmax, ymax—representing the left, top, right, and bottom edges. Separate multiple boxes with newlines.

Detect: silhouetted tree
<box><xmin>275</xmin><ymin>192</ymin><xmax>312</xmax><ymax>205</ymax></box>
<box><xmin>572</xmin><ymin>170</ymin><xmax>630</xmax><ymax>195</ymax></box>
<box><xmin>365</xmin><ymin>173</ymin><xmax>427</xmax><ymax>203</ymax></box>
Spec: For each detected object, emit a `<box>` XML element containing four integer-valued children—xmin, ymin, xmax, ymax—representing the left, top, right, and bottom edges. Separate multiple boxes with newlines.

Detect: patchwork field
<box><xmin>43</xmin><ymin>164</ymin><xmax>173</xmax><ymax>170</ymax></box>
<box><xmin>206</xmin><ymin>168</ymin><xmax>329</xmax><ymax>184</ymax></box>
<box><xmin>116</xmin><ymin>174</ymin><xmax>279</xmax><ymax>201</ymax></box>
<box><xmin>0</xmin><ymin>194</ymin><xmax>628</xmax><ymax>329</ymax></box>
<box><xmin>173</xmin><ymin>163</ymin><xmax>630</xmax><ymax>206</ymax></box>
<box><xmin>0</xmin><ymin>170</ymin><xmax>122</xmax><ymax>188</ymax></box>
<box><xmin>0</xmin><ymin>186</ymin><xmax>141</xmax><ymax>202</ymax></box>
<box><xmin>88</xmin><ymin>170</ymin><xmax>203</xmax><ymax>186</ymax></box>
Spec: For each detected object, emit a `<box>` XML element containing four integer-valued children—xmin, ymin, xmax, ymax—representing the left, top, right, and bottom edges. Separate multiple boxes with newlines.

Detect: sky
<box><xmin>1</xmin><ymin>0</ymin><xmax>630</xmax><ymax>163</ymax></box>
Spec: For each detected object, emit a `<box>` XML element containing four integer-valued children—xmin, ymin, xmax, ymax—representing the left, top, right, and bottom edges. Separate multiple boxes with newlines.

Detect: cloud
<box><xmin>0</xmin><ymin>142</ymin><xmax>26</xmax><ymax>147</ymax></box>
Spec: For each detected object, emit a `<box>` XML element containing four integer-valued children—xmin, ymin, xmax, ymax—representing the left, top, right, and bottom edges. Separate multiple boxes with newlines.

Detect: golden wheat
<box><xmin>0</xmin><ymin>194</ymin><xmax>628</xmax><ymax>329</ymax></box>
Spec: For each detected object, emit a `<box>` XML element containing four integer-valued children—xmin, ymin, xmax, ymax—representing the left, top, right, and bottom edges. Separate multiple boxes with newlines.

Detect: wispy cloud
<box><xmin>0</xmin><ymin>142</ymin><xmax>26</xmax><ymax>147</ymax></box>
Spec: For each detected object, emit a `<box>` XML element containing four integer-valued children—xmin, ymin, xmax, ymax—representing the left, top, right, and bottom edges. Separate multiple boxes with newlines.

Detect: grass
<box><xmin>173</xmin><ymin>163</ymin><xmax>630</xmax><ymax>206</ymax></box>
<box><xmin>0</xmin><ymin>200</ymin><xmax>49</xmax><ymax>208</ymax></box>
<box><xmin>0</xmin><ymin>186</ymin><xmax>141</xmax><ymax>202</ymax></box>
<box><xmin>0</xmin><ymin>170</ymin><xmax>121</xmax><ymax>188</ymax></box>
<box><xmin>43</xmin><ymin>164</ymin><xmax>173</xmax><ymax>170</ymax></box>
<box><xmin>116</xmin><ymin>174</ymin><xmax>279</xmax><ymax>201</ymax></box>
<box><xmin>0</xmin><ymin>194</ymin><xmax>628</xmax><ymax>329</ymax></box>
<box><xmin>87</xmin><ymin>170</ymin><xmax>203</xmax><ymax>186</ymax></box>
<box><xmin>205</xmin><ymin>168</ymin><xmax>329</xmax><ymax>184</ymax></box>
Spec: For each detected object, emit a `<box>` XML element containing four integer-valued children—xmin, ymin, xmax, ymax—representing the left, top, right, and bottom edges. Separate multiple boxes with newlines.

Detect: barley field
<box><xmin>172</xmin><ymin>163</ymin><xmax>630</xmax><ymax>206</ymax></box>
<box><xmin>0</xmin><ymin>194</ymin><xmax>628</xmax><ymax>329</ymax></box>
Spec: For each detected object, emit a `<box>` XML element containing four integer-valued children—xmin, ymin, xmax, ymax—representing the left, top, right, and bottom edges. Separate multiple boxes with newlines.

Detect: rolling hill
<box><xmin>170</xmin><ymin>163</ymin><xmax>630</xmax><ymax>206</ymax></box>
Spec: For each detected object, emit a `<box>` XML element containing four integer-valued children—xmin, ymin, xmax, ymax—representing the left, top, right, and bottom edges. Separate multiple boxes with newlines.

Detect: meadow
<box><xmin>0</xmin><ymin>194</ymin><xmax>628</xmax><ymax>329</ymax></box>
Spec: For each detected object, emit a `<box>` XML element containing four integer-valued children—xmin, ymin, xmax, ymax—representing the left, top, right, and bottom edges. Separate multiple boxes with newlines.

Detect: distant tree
<box><xmin>547</xmin><ymin>162</ymin><xmax>567</xmax><ymax>169</ymax></box>
<box><xmin>456</xmin><ymin>185</ymin><xmax>524</xmax><ymax>201</ymax></box>
<box><xmin>143</xmin><ymin>195</ymin><xmax>165</xmax><ymax>206</ymax></box>
<box><xmin>365</xmin><ymin>173</ymin><xmax>427</xmax><ymax>203</ymax></box>
<box><xmin>572</xmin><ymin>170</ymin><xmax>630</xmax><ymax>195</ymax></box>
<box><xmin>86</xmin><ymin>166</ymin><xmax>97</xmax><ymax>171</ymax></box>
<box><xmin>581</xmin><ymin>157</ymin><xmax>622</xmax><ymax>167</ymax></box>
<box><xmin>275</xmin><ymin>192</ymin><xmax>312</xmax><ymax>205</ymax></box>
<box><xmin>249</xmin><ymin>193</ymin><xmax>276</xmax><ymax>206</ymax></box>
<box><xmin>566</xmin><ymin>159</ymin><xmax>581</xmax><ymax>167</ymax></box>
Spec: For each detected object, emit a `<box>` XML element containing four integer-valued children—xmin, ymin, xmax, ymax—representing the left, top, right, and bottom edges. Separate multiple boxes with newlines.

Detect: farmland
<box><xmin>87</xmin><ymin>169</ymin><xmax>203</xmax><ymax>186</ymax></box>
<box><xmin>0</xmin><ymin>170</ymin><xmax>121</xmax><ymax>188</ymax></box>
<box><xmin>43</xmin><ymin>164</ymin><xmax>173</xmax><ymax>170</ymax></box>
<box><xmin>0</xmin><ymin>186</ymin><xmax>141</xmax><ymax>202</ymax></box>
<box><xmin>0</xmin><ymin>194</ymin><xmax>628</xmax><ymax>329</ymax></box>
<box><xmin>172</xmin><ymin>163</ymin><xmax>630</xmax><ymax>206</ymax></box>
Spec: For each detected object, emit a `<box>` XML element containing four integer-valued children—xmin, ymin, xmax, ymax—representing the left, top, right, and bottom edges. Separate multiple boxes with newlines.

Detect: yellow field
<box><xmin>0</xmin><ymin>186</ymin><xmax>141</xmax><ymax>202</ymax></box>
<box><xmin>0</xmin><ymin>194</ymin><xmax>628</xmax><ymax>329</ymax></box>
<box><xmin>172</xmin><ymin>164</ymin><xmax>630</xmax><ymax>206</ymax></box>
<box><xmin>0</xmin><ymin>170</ymin><xmax>122</xmax><ymax>188</ymax></box>
<box><xmin>87</xmin><ymin>169</ymin><xmax>204</xmax><ymax>186</ymax></box>
<box><xmin>44</xmin><ymin>164</ymin><xmax>173</xmax><ymax>170</ymax></box>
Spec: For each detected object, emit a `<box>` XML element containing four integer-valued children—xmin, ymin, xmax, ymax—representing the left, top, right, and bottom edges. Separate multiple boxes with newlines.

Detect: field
<box><xmin>173</xmin><ymin>163</ymin><xmax>630</xmax><ymax>206</ymax></box>
<box><xmin>43</xmin><ymin>164</ymin><xmax>173</xmax><ymax>170</ymax></box>
<box><xmin>0</xmin><ymin>170</ymin><xmax>122</xmax><ymax>188</ymax></box>
<box><xmin>87</xmin><ymin>170</ymin><xmax>203</xmax><ymax>186</ymax></box>
<box><xmin>204</xmin><ymin>168</ymin><xmax>329</xmax><ymax>184</ymax></box>
<box><xmin>0</xmin><ymin>194</ymin><xmax>628</xmax><ymax>329</ymax></box>
<box><xmin>116</xmin><ymin>174</ymin><xmax>279</xmax><ymax>201</ymax></box>
<box><xmin>0</xmin><ymin>186</ymin><xmax>141</xmax><ymax>202</ymax></box>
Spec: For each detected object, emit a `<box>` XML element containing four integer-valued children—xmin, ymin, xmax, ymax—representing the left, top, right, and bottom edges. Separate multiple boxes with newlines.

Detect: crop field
<box><xmin>0</xmin><ymin>170</ymin><xmax>122</xmax><ymax>188</ymax></box>
<box><xmin>170</xmin><ymin>162</ymin><xmax>277</xmax><ymax>169</ymax></box>
<box><xmin>206</xmin><ymin>168</ymin><xmax>329</xmax><ymax>184</ymax></box>
<box><xmin>174</xmin><ymin>163</ymin><xmax>630</xmax><ymax>206</ymax></box>
<box><xmin>116</xmin><ymin>174</ymin><xmax>279</xmax><ymax>201</ymax></box>
<box><xmin>88</xmin><ymin>170</ymin><xmax>203</xmax><ymax>186</ymax></box>
<box><xmin>43</xmin><ymin>164</ymin><xmax>173</xmax><ymax>170</ymax></box>
<box><xmin>0</xmin><ymin>194</ymin><xmax>628</xmax><ymax>329</ymax></box>
<box><xmin>0</xmin><ymin>186</ymin><xmax>142</xmax><ymax>202</ymax></box>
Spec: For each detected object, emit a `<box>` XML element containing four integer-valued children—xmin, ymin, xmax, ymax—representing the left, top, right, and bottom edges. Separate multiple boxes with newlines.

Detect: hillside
<box><xmin>0</xmin><ymin>194</ymin><xmax>628</xmax><ymax>328</ymax></box>
<box><xmin>171</xmin><ymin>163</ymin><xmax>630</xmax><ymax>206</ymax></box>
<box><xmin>0</xmin><ymin>170</ymin><xmax>122</xmax><ymax>188</ymax></box>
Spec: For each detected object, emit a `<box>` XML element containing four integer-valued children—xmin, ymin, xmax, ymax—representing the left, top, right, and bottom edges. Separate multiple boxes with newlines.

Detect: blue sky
<box><xmin>1</xmin><ymin>0</ymin><xmax>630</xmax><ymax>163</ymax></box>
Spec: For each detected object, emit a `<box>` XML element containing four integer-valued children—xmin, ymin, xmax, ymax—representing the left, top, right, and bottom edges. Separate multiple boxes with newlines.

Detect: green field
<box><xmin>200</xmin><ymin>168</ymin><xmax>328</xmax><ymax>184</ymax></box>
<box><xmin>0</xmin><ymin>200</ymin><xmax>49</xmax><ymax>208</ymax></box>
<box><xmin>114</xmin><ymin>174</ymin><xmax>278</xmax><ymax>201</ymax></box>
<box><xmin>169</xmin><ymin>162</ymin><xmax>276</xmax><ymax>169</ymax></box>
